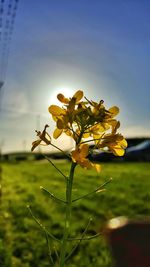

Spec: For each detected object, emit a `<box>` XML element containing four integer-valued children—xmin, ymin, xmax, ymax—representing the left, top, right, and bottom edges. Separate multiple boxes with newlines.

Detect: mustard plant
<box><xmin>29</xmin><ymin>90</ymin><xmax>127</xmax><ymax>266</ymax></box>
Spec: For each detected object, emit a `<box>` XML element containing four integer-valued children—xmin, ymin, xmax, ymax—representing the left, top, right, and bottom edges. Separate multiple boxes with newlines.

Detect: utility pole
<box><xmin>23</xmin><ymin>139</ymin><xmax>27</xmax><ymax>152</ymax></box>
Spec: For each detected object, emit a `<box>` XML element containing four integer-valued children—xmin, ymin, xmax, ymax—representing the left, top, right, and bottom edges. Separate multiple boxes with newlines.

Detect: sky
<box><xmin>0</xmin><ymin>0</ymin><xmax>150</xmax><ymax>153</ymax></box>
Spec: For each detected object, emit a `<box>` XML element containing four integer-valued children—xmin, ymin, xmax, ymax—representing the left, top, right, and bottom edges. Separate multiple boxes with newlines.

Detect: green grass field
<box><xmin>0</xmin><ymin>160</ymin><xmax>150</xmax><ymax>267</ymax></box>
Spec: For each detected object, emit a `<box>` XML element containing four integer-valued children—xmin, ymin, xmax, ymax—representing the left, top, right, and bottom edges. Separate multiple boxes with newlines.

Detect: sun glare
<box><xmin>49</xmin><ymin>87</ymin><xmax>75</xmax><ymax>105</ymax></box>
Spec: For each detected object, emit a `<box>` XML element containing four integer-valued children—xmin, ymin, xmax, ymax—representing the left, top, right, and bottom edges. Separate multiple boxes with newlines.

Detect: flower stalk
<box><xmin>59</xmin><ymin>162</ymin><xmax>76</xmax><ymax>266</ymax></box>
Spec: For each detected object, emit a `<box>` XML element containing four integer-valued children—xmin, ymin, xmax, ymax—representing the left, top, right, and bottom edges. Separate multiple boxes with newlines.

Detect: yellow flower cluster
<box><xmin>32</xmin><ymin>90</ymin><xmax>127</xmax><ymax>171</ymax></box>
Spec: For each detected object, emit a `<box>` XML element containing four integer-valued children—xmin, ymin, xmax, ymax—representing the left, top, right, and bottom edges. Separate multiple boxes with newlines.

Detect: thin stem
<box><xmin>79</xmin><ymin>133</ymin><xmax>107</xmax><ymax>146</ymax></box>
<box><xmin>40</xmin><ymin>186</ymin><xmax>67</xmax><ymax>204</ymax></box>
<box><xmin>67</xmin><ymin>233</ymin><xmax>101</xmax><ymax>241</ymax></box>
<box><xmin>44</xmin><ymin>230</ymin><xmax>55</xmax><ymax>266</ymax></box>
<box><xmin>42</xmin><ymin>154</ymin><xmax>68</xmax><ymax>181</ymax></box>
<box><xmin>72</xmin><ymin>178</ymin><xmax>112</xmax><ymax>203</ymax></box>
<box><xmin>84</xmin><ymin>96</ymin><xmax>93</xmax><ymax>106</ymax></box>
<box><xmin>70</xmin><ymin>125</ymin><xmax>79</xmax><ymax>138</ymax></box>
<box><xmin>53</xmin><ymin>245</ymin><xmax>59</xmax><ymax>262</ymax></box>
<box><xmin>65</xmin><ymin>218</ymin><xmax>92</xmax><ymax>262</ymax></box>
<box><xmin>80</xmin><ymin>138</ymin><xmax>100</xmax><ymax>145</ymax></box>
<box><xmin>59</xmin><ymin>162</ymin><xmax>76</xmax><ymax>267</ymax></box>
<box><xmin>27</xmin><ymin>205</ymin><xmax>60</xmax><ymax>243</ymax></box>
<box><xmin>50</xmin><ymin>143</ymin><xmax>71</xmax><ymax>159</ymax></box>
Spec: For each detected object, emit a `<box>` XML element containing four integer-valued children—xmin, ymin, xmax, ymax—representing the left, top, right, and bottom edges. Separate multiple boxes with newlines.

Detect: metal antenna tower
<box><xmin>0</xmin><ymin>0</ymin><xmax>20</xmax><ymax>108</ymax></box>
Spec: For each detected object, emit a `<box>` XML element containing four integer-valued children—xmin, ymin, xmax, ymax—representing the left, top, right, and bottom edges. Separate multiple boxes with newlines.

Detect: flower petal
<box><xmin>80</xmin><ymin>144</ymin><xmax>89</xmax><ymax>158</ymax></box>
<box><xmin>57</xmin><ymin>93</ymin><xmax>69</xmax><ymax>104</ymax></box>
<box><xmin>71</xmin><ymin>149</ymin><xmax>79</xmax><ymax>162</ymax></box>
<box><xmin>80</xmin><ymin>158</ymin><xmax>93</xmax><ymax>169</ymax></box>
<box><xmin>109</xmin><ymin>120</ymin><xmax>120</xmax><ymax>133</ymax></box>
<box><xmin>31</xmin><ymin>140</ymin><xmax>41</xmax><ymax>151</ymax></box>
<box><xmin>82</xmin><ymin>132</ymin><xmax>90</xmax><ymax>138</ymax></box>
<box><xmin>73</xmin><ymin>90</ymin><xmax>83</xmax><ymax>103</ymax></box>
<box><xmin>48</xmin><ymin>105</ymin><xmax>66</xmax><ymax>116</ymax></box>
<box><xmin>64</xmin><ymin>129</ymin><xmax>72</xmax><ymax>136</ymax></box>
<box><xmin>111</xmin><ymin>146</ymin><xmax>125</xmax><ymax>156</ymax></box>
<box><xmin>53</xmin><ymin>128</ymin><xmax>63</xmax><ymax>139</ymax></box>
<box><xmin>109</xmin><ymin>106</ymin><xmax>119</xmax><ymax>117</ymax></box>
<box><xmin>120</xmin><ymin>138</ymin><xmax>128</xmax><ymax>148</ymax></box>
<box><xmin>57</xmin><ymin>118</ymin><xmax>65</xmax><ymax>129</ymax></box>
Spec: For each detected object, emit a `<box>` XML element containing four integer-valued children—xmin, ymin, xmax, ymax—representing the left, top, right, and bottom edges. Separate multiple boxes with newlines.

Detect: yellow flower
<box><xmin>71</xmin><ymin>144</ymin><xmax>101</xmax><ymax>172</ymax></box>
<box><xmin>31</xmin><ymin>125</ymin><xmax>51</xmax><ymax>151</ymax></box>
<box><xmin>83</xmin><ymin>124</ymin><xmax>108</xmax><ymax>140</ymax></box>
<box><xmin>48</xmin><ymin>106</ymin><xmax>69</xmax><ymax>138</ymax></box>
<box><xmin>47</xmin><ymin>89</ymin><xmax>127</xmax><ymax>159</ymax></box>
<box><xmin>49</xmin><ymin>90</ymin><xmax>83</xmax><ymax>117</ymax></box>
<box><xmin>85</xmin><ymin>97</ymin><xmax>120</xmax><ymax>135</ymax></box>
<box><xmin>98</xmin><ymin>133</ymin><xmax>127</xmax><ymax>156</ymax></box>
<box><xmin>57</xmin><ymin>90</ymin><xmax>83</xmax><ymax>104</ymax></box>
<box><xmin>31</xmin><ymin>88</ymin><xmax>127</xmax><ymax>176</ymax></box>
<box><xmin>48</xmin><ymin>90</ymin><xmax>84</xmax><ymax>139</ymax></box>
<box><xmin>107</xmin><ymin>106</ymin><xmax>120</xmax><ymax>117</ymax></box>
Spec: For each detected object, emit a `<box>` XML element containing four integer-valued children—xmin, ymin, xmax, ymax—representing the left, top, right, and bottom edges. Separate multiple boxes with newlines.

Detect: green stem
<box><xmin>59</xmin><ymin>162</ymin><xmax>76</xmax><ymax>267</ymax></box>
<box><xmin>72</xmin><ymin>178</ymin><xmax>112</xmax><ymax>203</ymax></box>
<box><xmin>42</xmin><ymin>154</ymin><xmax>68</xmax><ymax>180</ymax></box>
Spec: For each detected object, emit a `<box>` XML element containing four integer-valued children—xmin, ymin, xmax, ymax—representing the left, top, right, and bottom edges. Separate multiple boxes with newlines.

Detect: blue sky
<box><xmin>0</xmin><ymin>0</ymin><xmax>150</xmax><ymax>153</ymax></box>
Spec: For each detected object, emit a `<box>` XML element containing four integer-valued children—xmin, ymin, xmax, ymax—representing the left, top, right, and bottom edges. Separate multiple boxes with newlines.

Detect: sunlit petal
<box><xmin>80</xmin><ymin>158</ymin><xmax>93</xmax><ymax>169</ymax></box>
<box><xmin>48</xmin><ymin>105</ymin><xmax>66</xmax><ymax>116</ymax></box>
<box><xmin>120</xmin><ymin>138</ymin><xmax>128</xmax><ymax>148</ymax></box>
<box><xmin>53</xmin><ymin>128</ymin><xmax>63</xmax><ymax>139</ymax></box>
<box><xmin>108</xmin><ymin>106</ymin><xmax>119</xmax><ymax>117</ymax></box>
<box><xmin>111</xmin><ymin>146</ymin><xmax>125</xmax><ymax>156</ymax></box>
<box><xmin>82</xmin><ymin>132</ymin><xmax>90</xmax><ymax>138</ymax></box>
<box><xmin>73</xmin><ymin>90</ymin><xmax>83</xmax><ymax>103</ymax></box>
<box><xmin>80</xmin><ymin>144</ymin><xmax>89</xmax><ymax>158</ymax></box>
<box><xmin>57</xmin><ymin>93</ymin><xmax>69</xmax><ymax>104</ymax></box>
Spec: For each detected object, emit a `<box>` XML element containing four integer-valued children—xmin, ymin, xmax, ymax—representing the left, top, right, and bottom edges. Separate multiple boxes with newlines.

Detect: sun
<box><xmin>48</xmin><ymin>87</ymin><xmax>75</xmax><ymax>105</ymax></box>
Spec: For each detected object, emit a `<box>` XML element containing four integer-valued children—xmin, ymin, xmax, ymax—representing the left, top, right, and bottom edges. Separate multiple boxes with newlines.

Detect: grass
<box><xmin>0</xmin><ymin>160</ymin><xmax>150</xmax><ymax>266</ymax></box>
